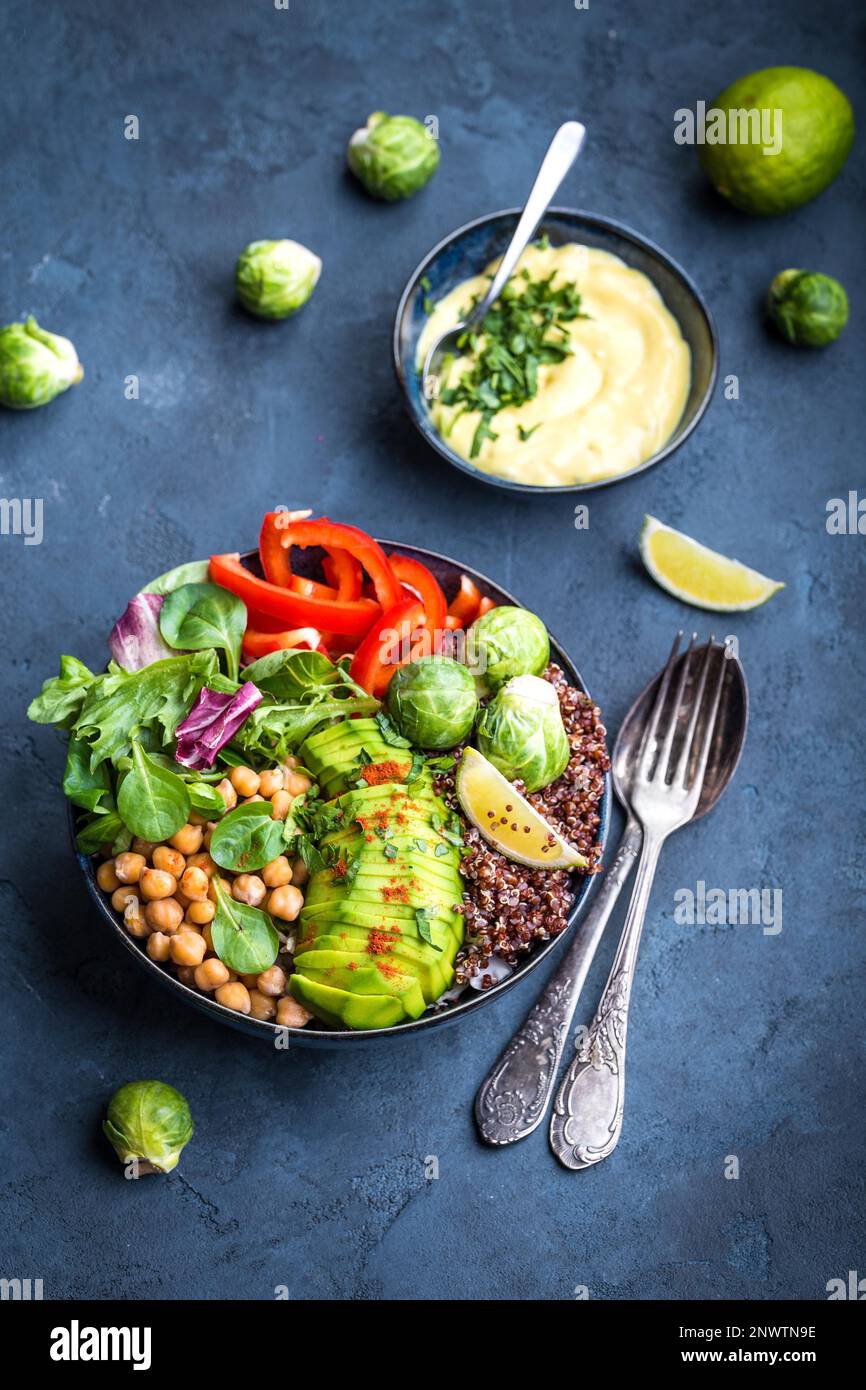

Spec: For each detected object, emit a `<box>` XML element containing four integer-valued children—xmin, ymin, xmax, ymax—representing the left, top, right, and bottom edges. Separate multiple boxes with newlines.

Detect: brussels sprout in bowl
<box><xmin>73</xmin><ymin>541</ymin><xmax>609</xmax><ymax>1049</ymax></box>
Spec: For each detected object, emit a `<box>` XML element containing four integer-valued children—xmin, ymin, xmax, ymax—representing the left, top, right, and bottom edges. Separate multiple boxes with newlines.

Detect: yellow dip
<box><xmin>417</xmin><ymin>243</ymin><xmax>691</xmax><ymax>487</ymax></box>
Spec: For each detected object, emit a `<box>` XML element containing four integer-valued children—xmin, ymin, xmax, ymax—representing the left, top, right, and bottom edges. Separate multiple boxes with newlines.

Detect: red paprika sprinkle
<box><xmin>381</xmin><ymin>883</ymin><xmax>410</xmax><ymax>904</ymax></box>
<box><xmin>360</xmin><ymin>760</ymin><xmax>411</xmax><ymax>786</ymax></box>
<box><xmin>367</xmin><ymin>928</ymin><xmax>397</xmax><ymax>956</ymax></box>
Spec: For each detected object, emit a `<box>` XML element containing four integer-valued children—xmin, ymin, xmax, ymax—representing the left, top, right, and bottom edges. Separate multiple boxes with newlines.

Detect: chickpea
<box><xmin>152</xmin><ymin>845</ymin><xmax>186</xmax><ymax>877</ymax></box>
<box><xmin>169</xmin><ymin>823</ymin><xmax>203</xmax><ymax>856</ymax></box>
<box><xmin>270</xmin><ymin>790</ymin><xmax>292</xmax><ymax>821</ymax></box>
<box><xmin>188</xmin><ymin>811</ymin><xmax>207</xmax><ymax>826</ymax></box>
<box><xmin>239</xmin><ymin>972</ymin><xmax>260</xmax><ymax>989</ymax></box>
<box><xmin>276</xmin><ymin>996</ymin><xmax>313</xmax><ymax>1027</ymax></box>
<box><xmin>232</xmin><ymin>873</ymin><xmax>266</xmax><ymax>907</ymax></box>
<box><xmin>262</xmin><ymin>855</ymin><xmax>292</xmax><ymax>889</ymax></box>
<box><xmin>268</xmin><ymin>884</ymin><xmax>303</xmax><ymax>922</ymax></box>
<box><xmin>282</xmin><ymin>755</ymin><xmax>299</xmax><ymax>772</ymax></box>
<box><xmin>243</xmin><ymin>793</ymin><xmax>265</xmax><ymax>805</ymax></box>
<box><xmin>257</xmin><ymin>965</ymin><xmax>287</xmax><ymax>997</ymax></box>
<box><xmin>114</xmin><ymin>851</ymin><xmax>146</xmax><ymax>885</ymax></box>
<box><xmin>248</xmin><ymin>989</ymin><xmax>276</xmax><ymax>1021</ymax></box>
<box><xmin>124</xmin><ymin>898</ymin><xmax>148</xmax><ymax>938</ymax></box>
<box><xmin>202</xmin><ymin>822</ymin><xmax>216</xmax><ymax>850</ymax></box>
<box><xmin>201</xmin><ymin>922</ymin><xmax>215</xmax><ymax>953</ymax></box>
<box><xmin>147</xmin><ymin>932</ymin><xmax>171</xmax><ymax>962</ymax></box>
<box><xmin>176</xmin><ymin>965</ymin><xmax>197</xmax><ymax>987</ymax></box>
<box><xmin>290</xmin><ymin>856</ymin><xmax>309</xmax><ymax>887</ymax></box>
<box><xmin>144</xmin><ymin>897</ymin><xmax>184</xmax><ymax>934</ymax></box>
<box><xmin>97</xmin><ymin>860</ymin><xmax>120</xmax><ymax>892</ymax></box>
<box><xmin>216</xmin><ymin>778</ymin><xmax>237</xmax><ymax>810</ymax></box>
<box><xmin>194</xmin><ymin>958</ymin><xmax>230</xmax><ymax>992</ymax></box>
<box><xmin>170</xmin><ymin>930</ymin><xmax>207</xmax><ymax>966</ymax></box>
<box><xmin>139</xmin><ymin>867</ymin><xmax>177</xmax><ymax>901</ymax></box>
<box><xmin>215</xmin><ymin>982</ymin><xmax>251</xmax><ymax>1014</ymax></box>
<box><xmin>174</xmin><ymin>889</ymin><xmax>192</xmax><ymax>911</ymax></box>
<box><xmin>230</xmin><ymin>765</ymin><xmax>260</xmax><ymax>798</ymax></box>
<box><xmin>285</xmin><ymin>770</ymin><xmax>312</xmax><ymax>797</ymax></box>
<box><xmin>258</xmin><ymin>768</ymin><xmax>284</xmax><ymax>798</ymax></box>
<box><xmin>180</xmin><ymin>865</ymin><xmax>210</xmax><ymax>902</ymax></box>
<box><xmin>186</xmin><ymin>898</ymin><xmax>215</xmax><ymax>926</ymax></box>
<box><xmin>131</xmin><ymin>837</ymin><xmax>158</xmax><ymax>860</ymax></box>
<box><xmin>111</xmin><ymin>887</ymin><xmax>139</xmax><ymax>913</ymax></box>
<box><xmin>187</xmin><ymin>852</ymin><xmax>216</xmax><ymax>878</ymax></box>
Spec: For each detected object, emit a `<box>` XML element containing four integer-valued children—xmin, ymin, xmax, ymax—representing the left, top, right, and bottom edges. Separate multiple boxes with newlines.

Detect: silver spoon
<box><xmin>474</xmin><ymin>634</ymin><xmax>747</xmax><ymax>1147</ymax></box>
<box><xmin>420</xmin><ymin>121</ymin><xmax>586</xmax><ymax>402</ymax></box>
<box><xmin>550</xmin><ymin>635</ymin><xmax>748</xmax><ymax>1169</ymax></box>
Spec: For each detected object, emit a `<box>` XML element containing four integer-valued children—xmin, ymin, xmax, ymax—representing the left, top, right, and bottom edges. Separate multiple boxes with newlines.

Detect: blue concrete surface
<box><xmin>1</xmin><ymin>0</ymin><xmax>863</xmax><ymax>1301</ymax></box>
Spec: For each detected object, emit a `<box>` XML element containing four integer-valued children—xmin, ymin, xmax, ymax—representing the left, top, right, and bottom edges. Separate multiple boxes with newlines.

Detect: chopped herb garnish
<box><xmin>413</xmin><ymin>837</ymin><xmax>429</xmax><ymax>854</ymax></box>
<box><xmin>383</xmin><ymin>842</ymin><xmax>398</xmax><ymax>861</ymax></box>
<box><xmin>518</xmin><ymin>422</ymin><xmax>543</xmax><ymax>442</ymax></box>
<box><xmin>415</xmin><ymin>905</ymin><xmax>443</xmax><ymax>951</ymax></box>
<box><xmin>434</xmin><ymin>841</ymin><xmax>450</xmax><ymax>858</ymax></box>
<box><xmin>374</xmin><ymin>712</ymin><xmax>412</xmax><ymax>748</ymax></box>
<box><xmin>426</xmin><ymin>754</ymin><xmax>456</xmax><ymax>772</ymax></box>
<box><xmin>406</xmin><ymin>753</ymin><xmax>426</xmax><ymax>785</ymax></box>
<box><xmin>420</xmin><ymin>275</ymin><xmax>431</xmax><ymax>292</ymax></box>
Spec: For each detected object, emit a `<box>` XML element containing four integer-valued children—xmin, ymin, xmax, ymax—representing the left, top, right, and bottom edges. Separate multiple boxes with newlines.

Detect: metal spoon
<box><xmin>420</xmin><ymin>121</ymin><xmax>586</xmax><ymax>401</ymax></box>
<box><xmin>549</xmin><ymin>636</ymin><xmax>748</xmax><ymax>1169</ymax></box>
<box><xmin>474</xmin><ymin>634</ymin><xmax>747</xmax><ymax>1147</ymax></box>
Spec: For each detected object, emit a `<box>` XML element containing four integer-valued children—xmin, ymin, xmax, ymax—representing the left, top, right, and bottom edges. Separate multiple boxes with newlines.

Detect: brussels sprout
<box><xmin>387</xmin><ymin>656</ymin><xmax>478</xmax><ymax>749</ymax></box>
<box><xmin>468</xmin><ymin>605</ymin><xmax>550</xmax><ymax>694</ymax></box>
<box><xmin>0</xmin><ymin>316</ymin><xmax>83</xmax><ymax>410</ymax></box>
<box><xmin>235</xmin><ymin>239</ymin><xmax>322</xmax><ymax>320</ymax></box>
<box><xmin>476</xmin><ymin>674</ymin><xmax>569</xmax><ymax>793</ymax></box>
<box><xmin>347</xmin><ymin>112</ymin><xmax>439</xmax><ymax>202</ymax></box>
<box><xmin>767</xmin><ymin>269</ymin><xmax>849</xmax><ymax>347</ymax></box>
<box><xmin>103</xmin><ymin>1080</ymin><xmax>193</xmax><ymax>1175</ymax></box>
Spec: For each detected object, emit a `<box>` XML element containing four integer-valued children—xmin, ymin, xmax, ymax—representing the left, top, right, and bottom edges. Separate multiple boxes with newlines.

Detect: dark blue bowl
<box><xmin>73</xmin><ymin>543</ymin><xmax>610</xmax><ymax>1048</ymax></box>
<box><xmin>393</xmin><ymin>207</ymin><xmax>718</xmax><ymax>495</ymax></box>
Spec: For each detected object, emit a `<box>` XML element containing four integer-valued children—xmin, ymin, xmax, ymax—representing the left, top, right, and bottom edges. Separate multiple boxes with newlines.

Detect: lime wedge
<box><xmin>456</xmin><ymin>747</ymin><xmax>587</xmax><ymax>870</ymax></box>
<box><xmin>639</xmin><ymin>515</ymin><xmax>785</xmax><ymax>612</ymax></box>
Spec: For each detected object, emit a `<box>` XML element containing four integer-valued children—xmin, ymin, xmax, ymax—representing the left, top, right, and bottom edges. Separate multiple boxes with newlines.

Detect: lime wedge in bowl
<box><xmin>639</xmin><ymin>515</ymin><xmax>785</xmax><ymax>612</ymax></box>
<box><xmin>456</xmin><ymin>747</ymin><xmax>587</xmax><ymax>870</ymax></box>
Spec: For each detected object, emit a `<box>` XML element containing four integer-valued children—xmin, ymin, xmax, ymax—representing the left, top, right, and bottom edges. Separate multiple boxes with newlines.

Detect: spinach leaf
<box><xmin>141</xmin><ymin>559</ymin><xmax>211</xmax><ymax>596</ymax></box>
<box><xmin>159</xmin><ymin>582</ymin><xmax>246</xmax><ymax>683</ymax></box>
<box><xmin>63</xmin><ymin>737</ymin><xmax>114</xmax><ymax>812</ymax></box>
<box><xmin>209</xmin><ymin>802</ymin><xmax>285</xmax><ymax>872</ymax></box>
<box><xmin>186</xmin><ymin>781</ymin><xmax>228</xmax><ymax>819</ymax></box>
<box><xmin>28</xmin><ymin>655</ymin><xmax>96</xmax><ymax>728</ymax></box>
<box><xmin>240</xmin><ymin>648</ymin><xmax>339</xmax><ymax>701</ymax></box>
<box><xmin>75</xmin><ymin>810</ymin><xmax>126</xmax><ymax>855</ymax></box>
<box><xmin>211</xmin><ymin>879</ymin><xmax>279</xmax><ymax>975</ymax></box>
<box><xmin>73</xmin><ymin>650</ymin><xmax>218</xmax><ymax>770</ymax></box>
<box><xmin>117</xmin><ymin>742</ymin><xmax>191</xmax><ymax>841</ymax></box>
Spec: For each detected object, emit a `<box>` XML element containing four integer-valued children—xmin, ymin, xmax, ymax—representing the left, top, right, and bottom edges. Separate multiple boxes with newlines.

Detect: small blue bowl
<box><xmin>393</xmin><ymin>207</ymin><xmax>718</xmax><ymax>494</ymax></box>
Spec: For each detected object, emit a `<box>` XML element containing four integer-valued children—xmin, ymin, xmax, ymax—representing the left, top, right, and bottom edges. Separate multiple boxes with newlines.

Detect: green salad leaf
<box><xmin>235</xmin><ymin>695</ymin><xmax>380</xmax><ymax>763</ymax></box>
<box><xmin>209</xmin><ymin>801</ymin><xmax>285</xmax><ymax>873</ymax></box>
<box><xmin>28</xmin><ymin>655</ymin><xmax>96</xmax><ymax>727</ymax></box>
<box><xmin>117</xmin><ymin>742</ymin><xmax>191</xmax><ymax>841</ymax></box>
<box><xmin>141</xmin><ymin>560</ymin><xmax>211</xmax><ymax>596</ymax></box>
<box><xmin>211</xmin><ymin>878</ymin><xmax>279</xmax><ymax>975</ymax></box>
<box><xmin>159</xmin><ymin>582</ymin><xmax>246</xmax><ymax>683</ymax></box>
<box><xmin>72</xmin><ymin>650</ymin><xmax>218</xmax><ymax>771</ymax></box>
<box><xmin>239</xmin><ymin>647</ymin><xmax>339</xmax><ymax>700</ymax></box>
<box><xmin>63</xmin><ymin>737</ymin><xmax>114</xmax><ymax>812</ymax></box>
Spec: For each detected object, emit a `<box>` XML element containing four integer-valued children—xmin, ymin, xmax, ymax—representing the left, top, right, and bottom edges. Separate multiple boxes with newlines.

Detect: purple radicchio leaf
<box><xmin>174</xmin><ymin>682</ymin><xmax>263</xmax><ymax>771</ymax></box>
<box><xmin>108</xmin><ymin>592</ymin><xmax>178</xmax><ymax>672</ymax></box>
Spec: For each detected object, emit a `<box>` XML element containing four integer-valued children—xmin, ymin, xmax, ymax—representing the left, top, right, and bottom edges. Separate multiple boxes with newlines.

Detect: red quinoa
<box><xmin>434</xmin><ymin>663</ymin><xmax>609</xmax><ymax>985</ymax></box>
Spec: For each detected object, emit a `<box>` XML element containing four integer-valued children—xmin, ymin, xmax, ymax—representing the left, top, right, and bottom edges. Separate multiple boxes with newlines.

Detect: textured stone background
<box><xmin>1</xmin><ymin>0</ymin><xmax>863</xmax><ymax>1301</ymax></box>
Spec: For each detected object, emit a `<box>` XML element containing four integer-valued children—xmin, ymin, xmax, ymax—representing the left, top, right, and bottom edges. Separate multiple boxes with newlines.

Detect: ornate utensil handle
<box><xmin>474</xmin><ymin>817</ymin><xmax>641</xmax><ymax>1146</ymax></box>
<box><xmin>549</xmin><ymin>832</ymin><xmax>662</xmax><ymax>1169</ymax></box>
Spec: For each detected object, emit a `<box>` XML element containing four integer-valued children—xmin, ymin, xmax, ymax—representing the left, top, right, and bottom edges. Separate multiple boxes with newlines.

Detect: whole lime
<box><xmin>767</xmin><ymin>270</ymin><xmax>849</xmax><ymax>346</ymax></box>
<box><xmin>699</xmin><ymin>66</ymin><xmax>854</xmax><ymax>215</ymax></box>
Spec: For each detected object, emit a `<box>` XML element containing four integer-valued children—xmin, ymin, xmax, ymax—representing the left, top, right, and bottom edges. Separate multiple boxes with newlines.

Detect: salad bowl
<box><xmin>394</xmin><ymin>207</ymin><xmax>718</xmax><ymax>495</ymax></box>
<box><xmin>72</xmin><ymin>542</ymin><xmax>610</xmax><ymax>1048</ymax></box>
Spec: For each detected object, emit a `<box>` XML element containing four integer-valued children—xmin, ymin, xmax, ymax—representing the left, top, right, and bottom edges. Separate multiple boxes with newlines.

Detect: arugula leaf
<box><xmin>415</xmin><ymin>905</ymin><xmax>443</xmax><ymax>952</ymax></box>
<box><xmin>73</xmin><ymin>650</ymin><xmax>218</xmax><ymax>771</ymax></box>
<box><xmin>209</xmin><ymin>802</ymin><xmax>286</xmax><ymax>873</ymax></box>
<box><xmin>159</xmin><ymin>582</ymin><xmax>246</xmax><ymax>683</ymax></box>
<box><xmin>211</xmin><ymin>879</ymin><xmax>279</xmax><ymax>975</ymax></box>
<box><xmin>117</xmin><ymin>742</ymin><xmax>191</xmax><ymax>841</ymax></box>
<box><xmin>28</xmin><ymin>656</ymin><xmax>96</xmax><ymax>728</ymax></box>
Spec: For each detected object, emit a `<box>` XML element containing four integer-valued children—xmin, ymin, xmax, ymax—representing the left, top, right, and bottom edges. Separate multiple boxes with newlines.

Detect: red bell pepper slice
<box><xmin>322</xmin><ymin>548</ymin><xmax>363</xmax><ymax>602</ymax></box>
<box><xmin>243</xmin><ymin>627</ymin><xmax>329</xmax><ymax>661</ymax></box>
<box><xmin>259</xmin><ymin>514</ymin><xmax>400</xmax><ymax>611</ymax></box>
<box><xmin>387</xmin><ymin>553</ymin><xmax>448</xmax><ymax>636</ymax></box>
<box><xmin>210</xmin><ymin>553</ymin><xmax>380</xmax><ymax>638</ymax></box>
<box><xmin>447</xmin><ymin>574</ymin><xmax>482</xmax><ymax>627</ymax></box>
<box><xmin>476</xmin><ymin>595</ymin><xmax>497</xmax><ymax>617</ymax></box>
<box><xmin>289</xmin><ymin>573</ymin><xmax>339</xmax><ymax>601</ymax></box>
<box><xmin>349</xmin><ymin>596</ymin><xmax>426</xmax><ymax>697</ymax></box>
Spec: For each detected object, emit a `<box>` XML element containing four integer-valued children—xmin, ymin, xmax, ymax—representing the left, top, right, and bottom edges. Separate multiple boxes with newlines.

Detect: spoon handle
<box><xmin>474</xmin><ymin>814</ymin><xmax>641</xmax><ymax>1146</ymax></box>
<box><xmin>467</xmin><ymin>121</ymin><xmax>586</xmax><ymax>327</ymax></box>
<box><xmin>549</xmin><ymin>830</ymin><xmax>663</xmax><ymax>1170</ymax></box>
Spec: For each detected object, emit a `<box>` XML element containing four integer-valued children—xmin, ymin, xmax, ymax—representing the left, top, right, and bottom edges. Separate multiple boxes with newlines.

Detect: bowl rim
<box><xmin>72</xmin><ymin>540</ymin><xmax>610</xmax><ymax>1046</ymax></box>
<box><xmin>392</xmin><ymin>205</ymin><xmax>719</xmax><ymax>495</ymax></box>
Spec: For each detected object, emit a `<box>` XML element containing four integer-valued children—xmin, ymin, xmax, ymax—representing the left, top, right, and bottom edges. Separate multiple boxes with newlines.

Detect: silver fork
<box><xmin>549</xmin><ymin>634</ymin><xmax>727</xmax><ymax>1170</ymax></box>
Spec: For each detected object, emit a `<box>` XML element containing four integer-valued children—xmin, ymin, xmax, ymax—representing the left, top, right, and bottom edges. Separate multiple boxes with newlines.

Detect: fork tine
<box><xmin>673</xmin><ymin>638</ymin><xmax>723</xmax><ymax>789</ymax></box>
<box><xmin>655</xmin><ymin>632</ymin><xmax>696</xmax><ymax>782</ymax></box>
<box><xmin>637</xmin><ymin>631</ymin><xmax>682</xmax><ymax>778</ymax></box>
<box><xmin>688</xmin><ymin>642</ymin><xmax>728</xmax><ymax>793</ymax></box>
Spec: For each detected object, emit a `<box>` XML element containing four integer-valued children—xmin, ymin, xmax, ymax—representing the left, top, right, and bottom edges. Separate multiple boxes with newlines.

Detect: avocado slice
<box><xmin>289</xmin><ymin>972</ymin><xmax>408</xmax><ymax>1029</ymax></box>
<box><xmin>299</xmin><ymin>904</ymin><xmax>461</xmax><ymax>957</ymax></box>
<box><xmin>292</xmin><ymin>950</ymin><xmax>427</xmax><ymax>1017</ymax></box>
<box><xmin>294</xmin><ymin>932</ymin><xmax>454</xmax><ymax>1000</ymax></box>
